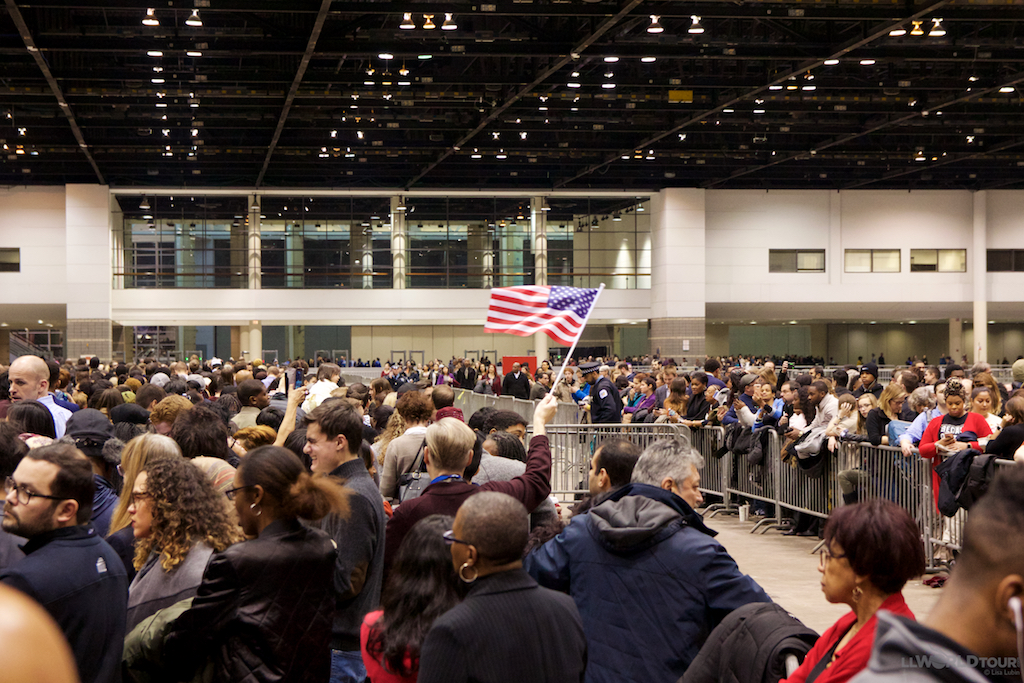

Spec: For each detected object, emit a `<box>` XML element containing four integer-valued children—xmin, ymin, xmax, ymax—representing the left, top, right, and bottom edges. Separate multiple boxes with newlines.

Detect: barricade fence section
<box><xmin>534</xmin><ymin>423</ymin><xmax>691</xmax><ymax>501</ymax></box>
<box><xmin>692</xmin><ymin>427</ymin><xmax>730</xmax><ymax>509</ymax></box>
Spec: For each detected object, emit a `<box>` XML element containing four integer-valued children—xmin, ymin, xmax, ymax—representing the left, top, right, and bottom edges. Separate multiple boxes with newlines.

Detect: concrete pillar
<box><xmin>649</xmin><ymin>190</ymin><xmax>706</xmax><ymax>360</ymax></box>
<box><xmin>231</xmin><ymin>326</ymin><xmax>241</xmax><ymax>362</ymax></box>
<box><xmin>532</xmin><ymin>196</ymin><xmax>550</xmax><ymax>362</ymax></box>
<box><xmin>467</xmin><ymin>223</ymin><xmax>491</xmax><ymax>289</ymax></box>
<box><xmin>973</xmin><ymin>191</ymin><xmax>987</xmax><ymax>364</ymax></box>
<box><xmin>391</xmin><ymin>196</ymin><xmax>406</xmax><ymax>289</ymax></box>
<box><xmin>949</xmin><ymin>318</ymin><xmax>963</xmax><ymax>362</ymax></box>
<box><xmin>111</xmin><ymin>195</ymin><xmax>125</xmax><ymax>290</ymax></box>
<box><xmin>248</xmin><ymin>194</ymin><xmax>262</xmax><ymax>290</ymax></box>
<box><xmin>247</xmin><ymin>323</ymin><xmax>263</xmax><ymax>362</ymax></box>
<box><xmin>65</xmin><ymin>185</ymin><xmax>113</xmax><ymax>361</ymax></box>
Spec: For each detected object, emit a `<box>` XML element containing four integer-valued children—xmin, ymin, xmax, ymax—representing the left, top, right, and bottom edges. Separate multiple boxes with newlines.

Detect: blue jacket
<box><xmin>1</xmin><ymin>524</ymin><xmax>127</xmax><ymax>683</ymax></box>
<box><xmin>524</xmin><ymin>483</ymin><xmax>771</xmax><ymax>683</ymax></box>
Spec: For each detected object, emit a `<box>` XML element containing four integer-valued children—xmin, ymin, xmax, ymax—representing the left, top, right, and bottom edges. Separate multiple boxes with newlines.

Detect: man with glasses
<box><xmin>0</xmin><ymin>443</ymin><xmax>127</xmax><ymax>683</ymax></box>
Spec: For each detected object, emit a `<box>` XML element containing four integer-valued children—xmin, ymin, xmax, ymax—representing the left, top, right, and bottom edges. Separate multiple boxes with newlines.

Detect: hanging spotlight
<box><xmin>914</xmin><ymin>150</ymin><xmax>926</xmax><ymax>162</ymax></box>
<box><xmin>910</xmin><ymin>21</ymin><xmax>924</xmax><ymax>36</ymax></box>
<box><xmin>823</xmin><ymin>59</ymin><xmax>840</xmax><ymax>65</ymax></box>
<box><xmin>250</xmin><ymin>198</ymin><xmax>261</xmax><ymax>212</ymax></box>
<box><xmin>612</xmin><ymin>213</ymin><xmax>622</xmax><ymax>221</ymax></box>
<box><xmin>688</xmin><ymin>16</ymin><xmax>705</xmax><ymax>34</ymax></box>
<box><xmin>400</xmin><ymin>12</ymin><xmax>416</xmax><ymax>29</ymax></box>
<box><xmin>889</xmin><ymin>25</ymin><xmax>907</xmax><ymax>37</ymax></box>
<box><xmin>647</xmin><ymin>15</ymin><xmax>664</xmax><ymax>34</ymax></box>
<box><xmin>185</xmin><ymin>9</ymin><xmax>202</xmax><ymax>27</ymax></box>
<box><xmin>641</xmin><ymin>56</ymin><xmax>657</xmax><ymax>63</ymax></box>
<box><xmin>139</xmin><ymin>197</ymin><xmax>151</xmax><ymax>210</ymax></box>
<box><xmin>399</xmin><ymin>63</ymin><xmax>410</xmax><ymax>76</ymax></box>
<box><xmin>143</xmin><ymin>8</ymin><xmax>159</xmax><ymax>26</ymax></box>
<box><xmin>442</xmin><ymin>13</ymin><xmax>457</xmax><ymax>30</ymax></box>
<box><xmin>928</xmin><ymin>18</ymin><xmax>945</xmax><ymax>37</ymax></box>
<box><xmin>422</xmin><ymin>14</ymin><xmax>436</xmax><ymax>29</ymax></box>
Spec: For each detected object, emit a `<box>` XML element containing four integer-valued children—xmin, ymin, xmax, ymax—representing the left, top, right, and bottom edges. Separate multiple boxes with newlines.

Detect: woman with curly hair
<box><xmin>361</xmin><ymin>515</ymin><xmax>463</xmax><ymax>682</ymax></box>
<box><xmin>162</xmin><ymin>446</ymin><xmax>349</xmax><ymax>682</ymax></box>
<box><xmin>106</xmin><ymin>433</ymin><xmax>182</xmax><ymax>581</ymax></box>
<box><xmin>125</xmin><ymin>454</ymin><xmax>243</xmax><ymax>631</ymax></box>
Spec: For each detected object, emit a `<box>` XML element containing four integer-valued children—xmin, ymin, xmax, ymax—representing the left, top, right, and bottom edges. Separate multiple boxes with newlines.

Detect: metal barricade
<box><xmin>538</xmin><ymin>423</ymin><xmax>692</xmax><ymax>502</ymax></box>
<box><xmin>775</xmin><ymin>439</ymin><xmax>832</xmax><ymax>522</ymax></box>
<box><xmin>725</xmin><ymin>431</ymin><xmax>782</xmax><ymax>530</ymax></box>
<box><xmin>691</xmin><ymin>427</ymin><xmax>733</xmax><ymax>514</ymax></box>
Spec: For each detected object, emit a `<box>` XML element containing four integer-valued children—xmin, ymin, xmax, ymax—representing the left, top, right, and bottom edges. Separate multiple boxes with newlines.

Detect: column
<box><xmin>972</xmin><ymin>191</ymin><xmax>987</xmax><ymax>364</ymax></box>
<box><xmin>649</xmin><ymin>189</ymin><xmax>706</xmax><ymax>360</ymax></box>
<box><xmin>391</xmin><ymin>196</ymin><xmax>406</xmax><ymax>289</ymax></box>
<box><xmin>532</xmin><ymin>196</ymin><xmax>550</xmax><ymax>362</ymax></box>
<box><xmin>949</xmin><ymin>318</ymin><xmax>963</xmax><ymax>362</ymax></box>
<box><xmin>65</xmin><ymin>184</ymin><xmax>113</xmax><ymax>361</ymax></box>
<box><xmin>247</xmin><ymin>322</ymin><xmax>263</xmax><ymax>362</ymax></box>
<box><xmin>248</xmin><ymin>194</ymin><xmax>262</xmax><ymax>290</ymax></box>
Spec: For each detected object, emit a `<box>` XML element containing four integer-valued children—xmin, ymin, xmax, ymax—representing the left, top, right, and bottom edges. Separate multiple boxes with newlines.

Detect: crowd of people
<box><xmin>0</xmin><ymin>350</ymin><xmax>1023</xmax><ymax>683</ymax></box>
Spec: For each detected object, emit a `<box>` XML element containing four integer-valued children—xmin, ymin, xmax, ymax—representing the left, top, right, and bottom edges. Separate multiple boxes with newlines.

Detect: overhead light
<box><xmin>910</xmin><ymin>20</ymin><xmax>924</xmax><ymax>36</ymax></box>
<box><xmin>604</xmin><ymin>71</ymin><xmax>614</xmax><ymax>78</ymax></box>
<box><xmin>802</xmin><ymin>85</ymin><xmax>816</xmax><ymax>91</ymax></box>
<box><xmin>378</xmin><ymin>52</ymin><xmax>394</xmax><ymax>60</ymax></box>
<box><xmin>151</xmin><ymin>77</ymin><xmax>164</xmax><ymax>84</ymax></box>
<box><xmin>143</xmin><ymin>8</ymin><xmax>159</xmax><ymax>26</ymax></box>
<box><xmin>399</xmin><ymin>64</ymin><xmax>410</xmax><ymax>76</ymax></box>
<box><xmin>250</xmin><ymin>198</ymin><xmax>261</xmax><ymax>211</ymax></box>
<box><xmin>823</xmin><ymin>59</ymin><xmax>839</xmax><ymax>65</ymax></box>
<box><xmin>914</xmin><ymin>150</ymin><xmax>926</xmax><ymax>161</ymax></box>
<box><xmin>186</xmin><ymin>50</ymin><xmax>203</xmax><ymax>57</ymax></box>
<box><xmin>968</xmin><ymin>75</ymin><xmax>979</xmax><ymax>82</ymax></box>
<box><xmin>1000</xmin><ymin>86</ymin><xmax>1015</xmax><ymax>93</ymax></box>
<box><xmin>601</xmin><ymin>83</ymin><xmax>616</xmax><ymax>89</ymax></box>
<box><xmin>496</xmin><ymin>150</ymin><xmax>507</xmax><ymax>159</ymax></box>
<box><xmin>418</xmin><ymin>54</ymin><xmax>432</xmax><ymax>60</ymax></box>
<box><xmin>139</xmin><ymin>198</ymin><xmax>151</xmax><ymax>210</ymax></box>
<box><xmin>688</xmin><ymin>15</ymin><xmax>705</xmax><ymax>34</ymax></box>
<box><xmin>641</xmin><ymin>56</ymin><xmax>657</xmax><ymax>63</ymax></box>
<box><xmin>604</xmin><ymin>56</ymin><xmax>619</xmax><ymax>63</ymax></box>
<box><xmin>147</xmin><ymin>50</ymin><xmax>163</xmax><ymax>57</ymax></box>
<box><xmin>541</xmin><ymin>201</ymin><xmax>551</xmax><ymax>212</ymax></box>
<box><xmin>647</xmin><ymin>15</ymin><xmax>664</xmax><ymax>34</ymax></box>
<box><xmin>636</xmin><ymin>203</ymin><xmax>645</xmax><ymax>212</ymax></box>
<box><xmin>929</xmin><ymin>18</ymin><xmax>945</xmax><ymax>37</ymax></box>
<box><xmin>396</xmin><ymin>197</ymin><xmax>406</xmax><ymax>210</ymax></box>
<box><xmin>889</xmin><ymin>26</ymin><xmax>907</xmax><ymax>37</ymax></box>
<box><xmin>567</xmin><ymin>81</ymin><xmax>581</xmax><ymax>88</ymax></box>
<box><xmin>768</xmin><ymin>84</ymin><xmax>783</xmax><ymax>90</ymax></box>
<box><xmin>860</xmin><ymin>59</ymin><xmax>876</xmax><ymax>65</ymax></box>
<box><xmin>185</xmin><ymin>9</ymin><xmax>202</xmax><ymax>27</ymax></box>
<box><xmin>612</xmin><ymin>213</ymin><xmax>622</xmax><ymax>221</ymax></box>
<box><xmin>422</xmin><ymin>14</ymin><xmax>436</xmax><ymax>30</ymax></box>
<box><xmin>400</xmin><ymin>12</ymin><xmax>416</xmax><ymax>29</ymax></box>
<box><xmin>441</xmin><ymin>13</ymin><xmax>457</xmax><ymax>30</ymax></box>
<box><xmin>471</xmin><ymin>152</ymin><xmax>482</xmax><ymax>159</ymax></box>
<box><xmin>753</xmin><ymin>108</ymin><xmax>765</xmax><ymax>114</ymax></box>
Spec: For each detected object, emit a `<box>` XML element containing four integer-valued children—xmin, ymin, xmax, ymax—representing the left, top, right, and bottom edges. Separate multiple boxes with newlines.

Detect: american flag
<box><xmin>485</xmin><ymin>285</ymin><xmax>600</xmax><ymax>346</ymax></box>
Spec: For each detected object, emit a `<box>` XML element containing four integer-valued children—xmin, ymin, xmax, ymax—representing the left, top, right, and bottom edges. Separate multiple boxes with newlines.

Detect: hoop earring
<box><xmin>852</xmin><ymin>586</ymin><xmax>863</xmax><ymax>602</ymax></box>
<box><xmin>250</xmin><ymin>502</ymin><xmax>262</xmax><ymax>517</ymax></box>
<box><xmin>459</xmin><ymin>562</ymin><xmax>478</xmax><ymax>584</ymax></box>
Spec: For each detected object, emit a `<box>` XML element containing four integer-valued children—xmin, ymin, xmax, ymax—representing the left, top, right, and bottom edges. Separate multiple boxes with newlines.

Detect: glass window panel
<box><xmin>0</xmin><ymin>247</ymin><xmax>20</xmax><ymax>272</ymax></box>
<box><xmin>845</xmin><ymin>250</ymin><xmax>872</xmax><ymax>273</ymax></box>
<box><xmin>769</xmin><ymin>250</ymin><xmax>798</xmax><ymax>273</ymax></box>
<box><xmin>938</xmin><ymin>249</ymin><xmax>966</xmax><ymax>272</ymax></box>
<box><xmin>797</xmin><ymin>250</ymin><xmax>825</xmax><ymax>272</ymax></box>
<box><xmin>987</xmin><ymin>250</ymin><xmax>1012</xmax><ymax>272</ymax></box>
<box><xmin>872</xmin><ymin>250</ymin><xmax>900</xmax><ymax>272</ymax></box>
<box><xmin>910</xmin><ymin>249</ymin><xmax>938</xmax><ymax>272</ymax></box>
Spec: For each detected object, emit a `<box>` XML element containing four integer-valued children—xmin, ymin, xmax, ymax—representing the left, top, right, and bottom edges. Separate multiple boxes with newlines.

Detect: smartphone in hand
<box><xmin>295</xmin><ymin>368</ymin><xmax>305</xmax><ymax>389</ymax></box>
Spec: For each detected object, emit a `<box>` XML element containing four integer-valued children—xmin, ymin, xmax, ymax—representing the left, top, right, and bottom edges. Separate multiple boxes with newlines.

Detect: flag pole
<box><xmin>549</xmin><ymin>283</ymin><xmax>605</xmax><ymax>395</ymax></box>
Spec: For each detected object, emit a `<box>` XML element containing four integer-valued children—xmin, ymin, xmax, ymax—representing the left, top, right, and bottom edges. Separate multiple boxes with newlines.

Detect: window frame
<box><xmin>768</xmin><ymin>249</ymin><xmax>826</xmax><ymax>273</ymax></box>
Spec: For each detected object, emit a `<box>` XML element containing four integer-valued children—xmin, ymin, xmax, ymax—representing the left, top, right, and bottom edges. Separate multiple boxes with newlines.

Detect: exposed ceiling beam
<box><xmin>842</xmin><ymin>136</ymin><xmax>1024</xmax><ymax>189</ymax></box>
<box><xmin>254</xmin><ymin>0</ymin><xmax>333</xmax><ymax>188</ymax></box>
<box><xmin>553</xmin><ymin>0</ymin><xmax>950</xmax><ymax>188</ymax></box>
<box><xmin>402</xmin><ymin>0</ymin><xmax>646</xmax><ymax>189</ymax></box>
<box><xmin>5</xmin><ymin>0</ymin><xmax>105</xmax><ymax>183</ymax></box>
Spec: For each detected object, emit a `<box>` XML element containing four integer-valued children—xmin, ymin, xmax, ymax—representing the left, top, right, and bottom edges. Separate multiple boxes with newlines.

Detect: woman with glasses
<box><xmin>162</xmin><ymin>445</ymin><xmax>347</xmax><ymax>682</ymax></box>
<box><xmin>417</xmin><ymin>492</ymin><xmax>587</xmax><ymax>683</ymax></box>
<box><xmin>125</xmin><ymin>453</ymin><xmax>242</xmax><ymax>632</ymax></box>
<box><xmin>780</xmin><ymin>499</ymin><xmax>925</xmax><ymax>683</ymax></box>
<box><xmin>361</xmin><ymin>515</ymin><xmax>462</xmax><ymax>683</ymax></box>
<box><xmin>105</xmin><ymin>433</ymin><xmax>182</xmax><ymax>582</ymax></box>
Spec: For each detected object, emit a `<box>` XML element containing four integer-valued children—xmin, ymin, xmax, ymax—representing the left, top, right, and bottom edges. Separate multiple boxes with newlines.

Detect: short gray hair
<box><xmin>631</xmin><ymin>439</ymin><xmax>703</xmax><ymax>487</ymax></box>
<box><xmin>908</xmin><ymin>386</ymin><xmax>936</xmax><ymax>411</ymax></box>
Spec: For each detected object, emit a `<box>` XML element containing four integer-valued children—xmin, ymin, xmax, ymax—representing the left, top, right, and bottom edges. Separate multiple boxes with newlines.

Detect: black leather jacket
<box><xmin>164</xmin><ymin>518</ymin><xmax>338</xmax><ymax>683</ymax></box>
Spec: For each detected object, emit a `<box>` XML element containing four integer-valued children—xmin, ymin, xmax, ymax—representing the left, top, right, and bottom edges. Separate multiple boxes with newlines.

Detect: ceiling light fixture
<box><xmin>890</xmin><ymin>26</ymin><xmax>907</xmax><ymax>37</ymax></box>
<box><xmin>929</xmin><ymin>18</ymin><xmax>945</xmax><ymax>37</ymax></box>
<box><xmin>604</xmin><ymin>56</ymin><xmax>619</xmax><ymax>63</ymax></box>
<box><xmin>1000</xmin><ymin>86</ymin><xmax>1015</xmax><ymax>93</ymax></box>
<box><xmin>186</xmin><ymin>50</ymin><xmax>202</xmax><ymax>57</ymax></box>
<box><xmin>143</xmin><ymin>8</ymin><xmax>159</xmax><ymax>26</ymax></box>
<box><xmin>400</xmin><ymin>12</ymin><xmax>416</xmax><ymax>29</ymax></box>
<box><xmin>496</xmin><ymin>150</ymin><xmax>507</xmax><ymax>159</ymax></box>
<box><xmin>824</xmin><ymin>59</ymin><xmax>839</xmax><ymax>65</ymax></box>
<box><xmin>647</xmin><ymin>15</ymin><xmax>664</xmax><ymax>34</ymax></box>
<box><xmin>378</xmin><ymin>52</ymin><xmax>394</xmax><ymax>60</ymax></box>
<box><xmin>860</xmin><ymin>59</ymin><xmax>876</xmax><ymax>65</ymax></box>
<box><xmin>139</xmin><ymin>198</ymin><xmax>151</xmax><ymax>210</ymax></box>
<box><xmin>151</xmin><ymin>77</ymin><xmax>164</xmax><ymax>83</ymax></box>
<box><xmin>185</xmin><ymin>9</ymin><xmax>202</xmax><ymax>27</ymax></box>
<box><xmin>641</xmin><ymin>56</ymin><xmax>657</xmax><ymax>63</ymax></box>
<box><xmin>602</xmin><ymin>83</ymin><xmax>616</xmax><ymax>89</ymax></box>
<box><xmin>441</xmin><ymin>13</ymin><xmax>457</xmax><ymax>30</ymax></box>
<box><xmin>422</xmin><ymin>14</ymin><xmax>436</xmax><ymax>29</ymax></box>
<box><xmin>688</xmin><ymin>15</ymin><xmax>705</xmax><ymax>34</ymax></box>
<box><xmin>914</xmin><ymin>150</ymin><xmax>926</xmax><ymax>161</ymax></box>
<box><xmin>147</xmin><ymin>50</ymin><xmax>163</xmax><ymax>57</ymax></box>
<box><xmin>567</xmin><ymin>81</ymin><xmax>581</xmax><ymax>88</ymax></box>
<box><xmin>910</xmin><ymin>20</ymin><xmax>924</xmax><ymax>36</ymax></box>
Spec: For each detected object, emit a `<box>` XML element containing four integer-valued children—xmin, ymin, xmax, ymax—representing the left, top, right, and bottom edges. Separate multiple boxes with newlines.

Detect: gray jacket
<box><xmin>127</xmin><ymin>543</ymin><xmax>214</xmax><ymax>632</ymax></box>
<box><xmin>851</xmin><ymin>612</ymin><xmax>1005</xmax><ymax>683</ymax></box>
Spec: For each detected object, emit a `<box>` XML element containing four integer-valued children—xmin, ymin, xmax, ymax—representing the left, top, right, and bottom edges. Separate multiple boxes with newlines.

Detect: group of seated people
<box><xmin>0</xmin><ymin>350</ymin><xmax>1023</xmax><ymax>683</ymax></box>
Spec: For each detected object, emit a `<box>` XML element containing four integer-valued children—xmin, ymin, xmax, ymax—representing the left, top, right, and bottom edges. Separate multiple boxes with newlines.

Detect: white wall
<box><xmin>0</xmin><ymin>186</ymin><xmax>67</xmax><ymax>304</ymax></box>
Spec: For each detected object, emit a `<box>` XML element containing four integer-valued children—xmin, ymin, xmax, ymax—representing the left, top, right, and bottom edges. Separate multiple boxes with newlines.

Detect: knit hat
<box><xmin>860</xmin><ymin>362</ymin><xmax>879</xmax><ymax>379</ymax></box>
<box><xmin>110</xmin><ymin>402</ymin><xmax>151</xmax><ymax>425</ymax></box>
<box><xmin>1013</xmin><ymin>359</ymin><xmax>1024</xmax><ymax>383</ymax></box>
<box><xmin>435</xmin><ymin>406</ymin><xmax>465</xmax><ymax>422</ymax></box>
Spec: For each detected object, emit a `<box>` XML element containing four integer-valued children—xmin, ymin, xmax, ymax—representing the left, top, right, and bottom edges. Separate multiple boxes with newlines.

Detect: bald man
<box><xmin>8</xmin><ymin>356</ymin><xmax>72</xmax><ymax>438</ymax></box>
<box><xmin>0</xmin><ymin>583</ymin><xmax>78</xmax><ymax>683</ymax></box>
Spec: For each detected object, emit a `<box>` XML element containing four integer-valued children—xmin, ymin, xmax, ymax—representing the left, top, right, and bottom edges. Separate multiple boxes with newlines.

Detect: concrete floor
<box><xmin>702</xmin><ymin>513</ymin><xmax>943</xmax><ymax>635</ymax></box>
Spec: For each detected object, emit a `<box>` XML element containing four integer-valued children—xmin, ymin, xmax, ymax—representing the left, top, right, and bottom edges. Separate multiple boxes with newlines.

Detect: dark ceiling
<box><xmin>1</xmin><ymin>0</ymin><xmax>1023</xmax><ymax>191</ymax></box>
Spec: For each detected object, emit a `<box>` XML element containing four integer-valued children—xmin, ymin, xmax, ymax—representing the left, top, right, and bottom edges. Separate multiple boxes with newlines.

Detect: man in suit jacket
<box><xmin>454</xmin><ymin>359</ymin><xmax>477</xmax><ymax>390</ymax></box>
<box><xmin>382</xmin><ymin>395</ymin><xmax>556</xmax><ymax>578</ymax></box>
<box><xmin>501</xmin><ymin>362</ymin><xmax>531</xmax><ymax>399</ymax></box>
<box><xmin>418</xmin><ymin>492</ymin><xmax>587</xmax><ymax>683</ymax></box>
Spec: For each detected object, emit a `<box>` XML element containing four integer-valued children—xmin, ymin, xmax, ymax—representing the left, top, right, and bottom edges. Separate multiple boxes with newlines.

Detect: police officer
<box><xmin>579</xmin><ymin>362</ymin><xmax>622</xmax><ymax>424</ymax></box>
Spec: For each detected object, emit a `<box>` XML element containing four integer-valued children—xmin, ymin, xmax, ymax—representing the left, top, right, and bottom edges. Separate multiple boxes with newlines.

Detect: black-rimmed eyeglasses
<box><xmin>4</xmin><ymin>476</ymin><xmax>67</xmax><ymax>506</ymax></box>
<box><xmin>225</xmin><ymin>485</ymin><xmax>254</xmax><ymax>501</ymax></box>
<box><xmin>443</xmin><ymin>529</ymin><xmax>471</xmax><ymax>546</ymax></box>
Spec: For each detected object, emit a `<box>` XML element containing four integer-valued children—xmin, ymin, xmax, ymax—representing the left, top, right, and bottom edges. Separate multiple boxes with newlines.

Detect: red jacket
<box><xmin>782</xmin><ymin>592</ymin><xmax>915</xmax><ymax>683</ymax></box>
<box><xmin>918</xmin><ymin>412</ymin><xmax>992</xmax><ymax>504</ymax></box>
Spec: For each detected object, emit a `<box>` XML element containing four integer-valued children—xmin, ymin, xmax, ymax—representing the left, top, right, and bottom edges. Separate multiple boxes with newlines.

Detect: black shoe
<box><xmin>797</xmin><ymin>530</ymin><xmax>817</xmax><ymax>537</ymax></box>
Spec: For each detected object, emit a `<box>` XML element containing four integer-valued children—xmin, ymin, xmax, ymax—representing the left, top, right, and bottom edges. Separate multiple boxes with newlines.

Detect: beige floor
<box><xmin>702</xmin><ymin>513</ymin><xmax>943</xmax><ymax>635</ymax></box>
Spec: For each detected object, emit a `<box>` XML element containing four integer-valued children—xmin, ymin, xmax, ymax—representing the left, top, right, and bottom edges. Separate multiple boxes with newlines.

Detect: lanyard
<box><xmin>429</xmin><ymin>474</ymin><xmax>463</xmax><ymax>486</ymax></box>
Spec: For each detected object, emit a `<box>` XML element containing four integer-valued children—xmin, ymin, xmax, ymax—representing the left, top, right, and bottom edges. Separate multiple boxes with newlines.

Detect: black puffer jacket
<box><xmin>164</xmin><ymin>518</ymin><xmax>337</xmax><ymax>683</ymax></box>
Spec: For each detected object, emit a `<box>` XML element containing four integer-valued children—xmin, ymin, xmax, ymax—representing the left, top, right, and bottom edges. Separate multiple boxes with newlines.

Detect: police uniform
<box><xmin>580</xmin><ymin>362</ymin><xmax>622</xmax><ymax>424</ymax></box>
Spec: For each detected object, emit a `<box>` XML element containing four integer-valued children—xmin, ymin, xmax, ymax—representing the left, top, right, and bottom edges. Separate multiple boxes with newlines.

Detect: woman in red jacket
<box><xmin>782</xmin><ymin>500</ymin><xmax>926</xmax><ymax>683</ymax></box>
<box><xmin>917</xmin><ymin>379</ymin><xmax>992</xmax><ymax>504</ymax></box>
